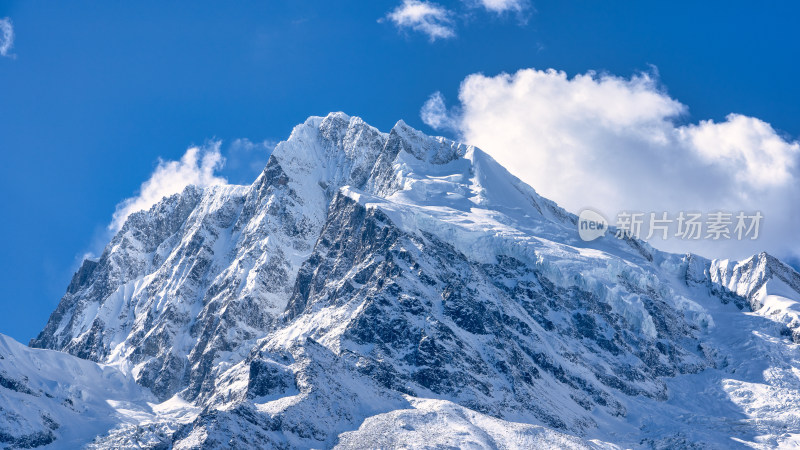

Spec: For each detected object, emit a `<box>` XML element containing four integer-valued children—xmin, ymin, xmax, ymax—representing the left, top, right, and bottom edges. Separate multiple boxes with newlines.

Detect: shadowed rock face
<box><xmin>268</xmin><ymin>193</ymin><xmax>705</xmax><ymax>430</ymax></box>
<box><xmin>21</xmin><ymin>113</ymin><xmax>800</xmax><ymax>448</ymax></box>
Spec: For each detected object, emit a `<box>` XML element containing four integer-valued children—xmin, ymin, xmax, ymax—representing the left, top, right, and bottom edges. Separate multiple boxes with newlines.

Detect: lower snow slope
<box><xmin>0</xmin><ymin>333</ymin><xmax>152</xmax><ymax>448</ymax></box>
<box><xmin>0</xmin><ymin>333</ymin><xmax>207</xmax><ymax>449</ymax></box>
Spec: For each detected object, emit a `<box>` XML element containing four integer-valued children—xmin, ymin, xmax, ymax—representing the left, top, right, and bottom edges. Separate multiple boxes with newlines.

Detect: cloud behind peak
<box><xmin>422</xmin><ymin>67</ymin><xmax>800</xmax><ymax>261</ymax></box>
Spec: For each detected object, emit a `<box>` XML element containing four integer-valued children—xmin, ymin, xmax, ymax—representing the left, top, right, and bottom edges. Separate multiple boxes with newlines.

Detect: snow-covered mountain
<box><xmin>3</xmin><ymin>112</ymin><xmax>800</xmax><ymax>448</ymax></box>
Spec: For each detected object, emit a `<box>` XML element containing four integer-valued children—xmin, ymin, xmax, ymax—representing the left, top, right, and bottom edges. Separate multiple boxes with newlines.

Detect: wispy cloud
<box><xmin>422</xmin><ymin>68</ymin><xmax>800</xmax><ymax>261</ymax></box>
<box><xmin>383</xmin><ymin>0</ymin><xmax>532</xmax><ymax>42</ymax></box>
<box><xmin>474</xmin><ymin>0</ymin><xmax>529</xmax><ymax>14</ymax></box>
<box><xmin>385</xmin><ymin>0</ymin><xmax>456</xmax><ymax>42</ymax></box>
<box><xmin>110</xmin><ymin>143</ymin><xmax>227</xmax><ymax>231</ymax></box>
<box><xmin>421</xmin><ymin>91</ymin><xmax>458</xmax><ymax>131</ymax></box>
<box><xmin>0</xmin><ymin>17</ymin><xmax>14</xmax><ymax>58</ymax></box>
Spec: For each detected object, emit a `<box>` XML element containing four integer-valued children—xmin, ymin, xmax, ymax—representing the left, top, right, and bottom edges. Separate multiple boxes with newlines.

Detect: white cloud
<box><xmin>423</xmin><ymin>68</ymin><xmax>800</xmax><ymax>261</ymax></box>
<box><xmin>0</xmin><ymin>17</ymin><xmax>14</xmax><ymax>58</ymax></box>
<box><xmin>385</xmin><ymin>0</ymin><xmax>455</xmax><ymax>41</ymax></box>
<box><xmin>110</xmin><ymin>142</ymin><xmax>227</xmax><ymax>231</ymax></box>
<box><xmin>421</xmin><ymin>91</ymin><xmax>459</xmax><ymax>131</ymax></box>
<box><xmin>474</xmin><ymin>0</ymin><xmax>528</xmax><ymax>14</ymax></box>
<box><xmin>680</xmin><ymin>114</ymin><xmax>798</xmax><ymax>187</ymax></box>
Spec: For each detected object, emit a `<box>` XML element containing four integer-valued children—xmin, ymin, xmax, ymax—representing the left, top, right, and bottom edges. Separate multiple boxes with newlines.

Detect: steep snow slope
<box><xmin>0</xmin><ymin>333</ymin><xmax>155</xmax><ymax>448</ymax></box>
<box><xmin>706</xmin><ymin>253</ymin><xmax>800</xmax><ymax>342</ymax></box>
<box><xmin>11</xmin><ymin>112</ymin><xmax>800</xmax><ymax>448</ymax></box>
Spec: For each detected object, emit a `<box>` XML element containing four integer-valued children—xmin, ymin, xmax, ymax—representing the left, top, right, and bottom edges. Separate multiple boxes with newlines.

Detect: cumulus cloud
<box><xmin>0</xmin><ymin>17</ymin><xmax>14</xmax><ymax>58</ymax></box>
<box><xmin>423</xmin><ymin>68</ymin><xmax>800</xmax><ymax>261</ymax></box>
<box><xmin>385</xmin><ymin>0</ymin><xmax>456</xmax><ymax>41</ymax></box>
<box><xmin>110</xmin><ymin>143</ymin><xmax>227</xmax><ymax>231</ymax></box>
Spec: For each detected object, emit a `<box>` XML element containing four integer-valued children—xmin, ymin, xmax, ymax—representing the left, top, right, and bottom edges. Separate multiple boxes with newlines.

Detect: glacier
<box><xmin>0</xmin><ymin>112</ymin><xmax>799</xmax><ymax>448</ymax></box>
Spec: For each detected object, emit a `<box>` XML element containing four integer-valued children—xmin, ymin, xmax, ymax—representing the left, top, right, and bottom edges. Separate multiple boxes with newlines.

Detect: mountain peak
<box><xmin>19</xmin><ymin>114</ymin><xmax>800</xmax><ymax>448</ymax></box>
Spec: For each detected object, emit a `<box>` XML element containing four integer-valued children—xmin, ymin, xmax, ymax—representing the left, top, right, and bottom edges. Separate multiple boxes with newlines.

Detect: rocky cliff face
<box><xmin>11</xmin><ymin>113</ymin><xmax>800</xmax><ymax>448</ymax></box>
<box><xmin>31</xmin><ymin>113</ymin><xmax>394</xmax><ymax>401</ymax></box>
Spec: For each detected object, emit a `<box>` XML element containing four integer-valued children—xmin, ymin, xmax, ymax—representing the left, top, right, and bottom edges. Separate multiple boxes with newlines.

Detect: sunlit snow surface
<box><xmin>4</xmin><ymin>113</ymin><xmax>800</xmax><ymax>448</ymax></box>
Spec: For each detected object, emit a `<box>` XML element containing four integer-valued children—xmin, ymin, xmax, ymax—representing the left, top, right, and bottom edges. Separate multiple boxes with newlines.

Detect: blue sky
<box><xmin>1</xmin><ymin>1</ymin><xmax>799</xmax><ymax>343</ymax></box>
